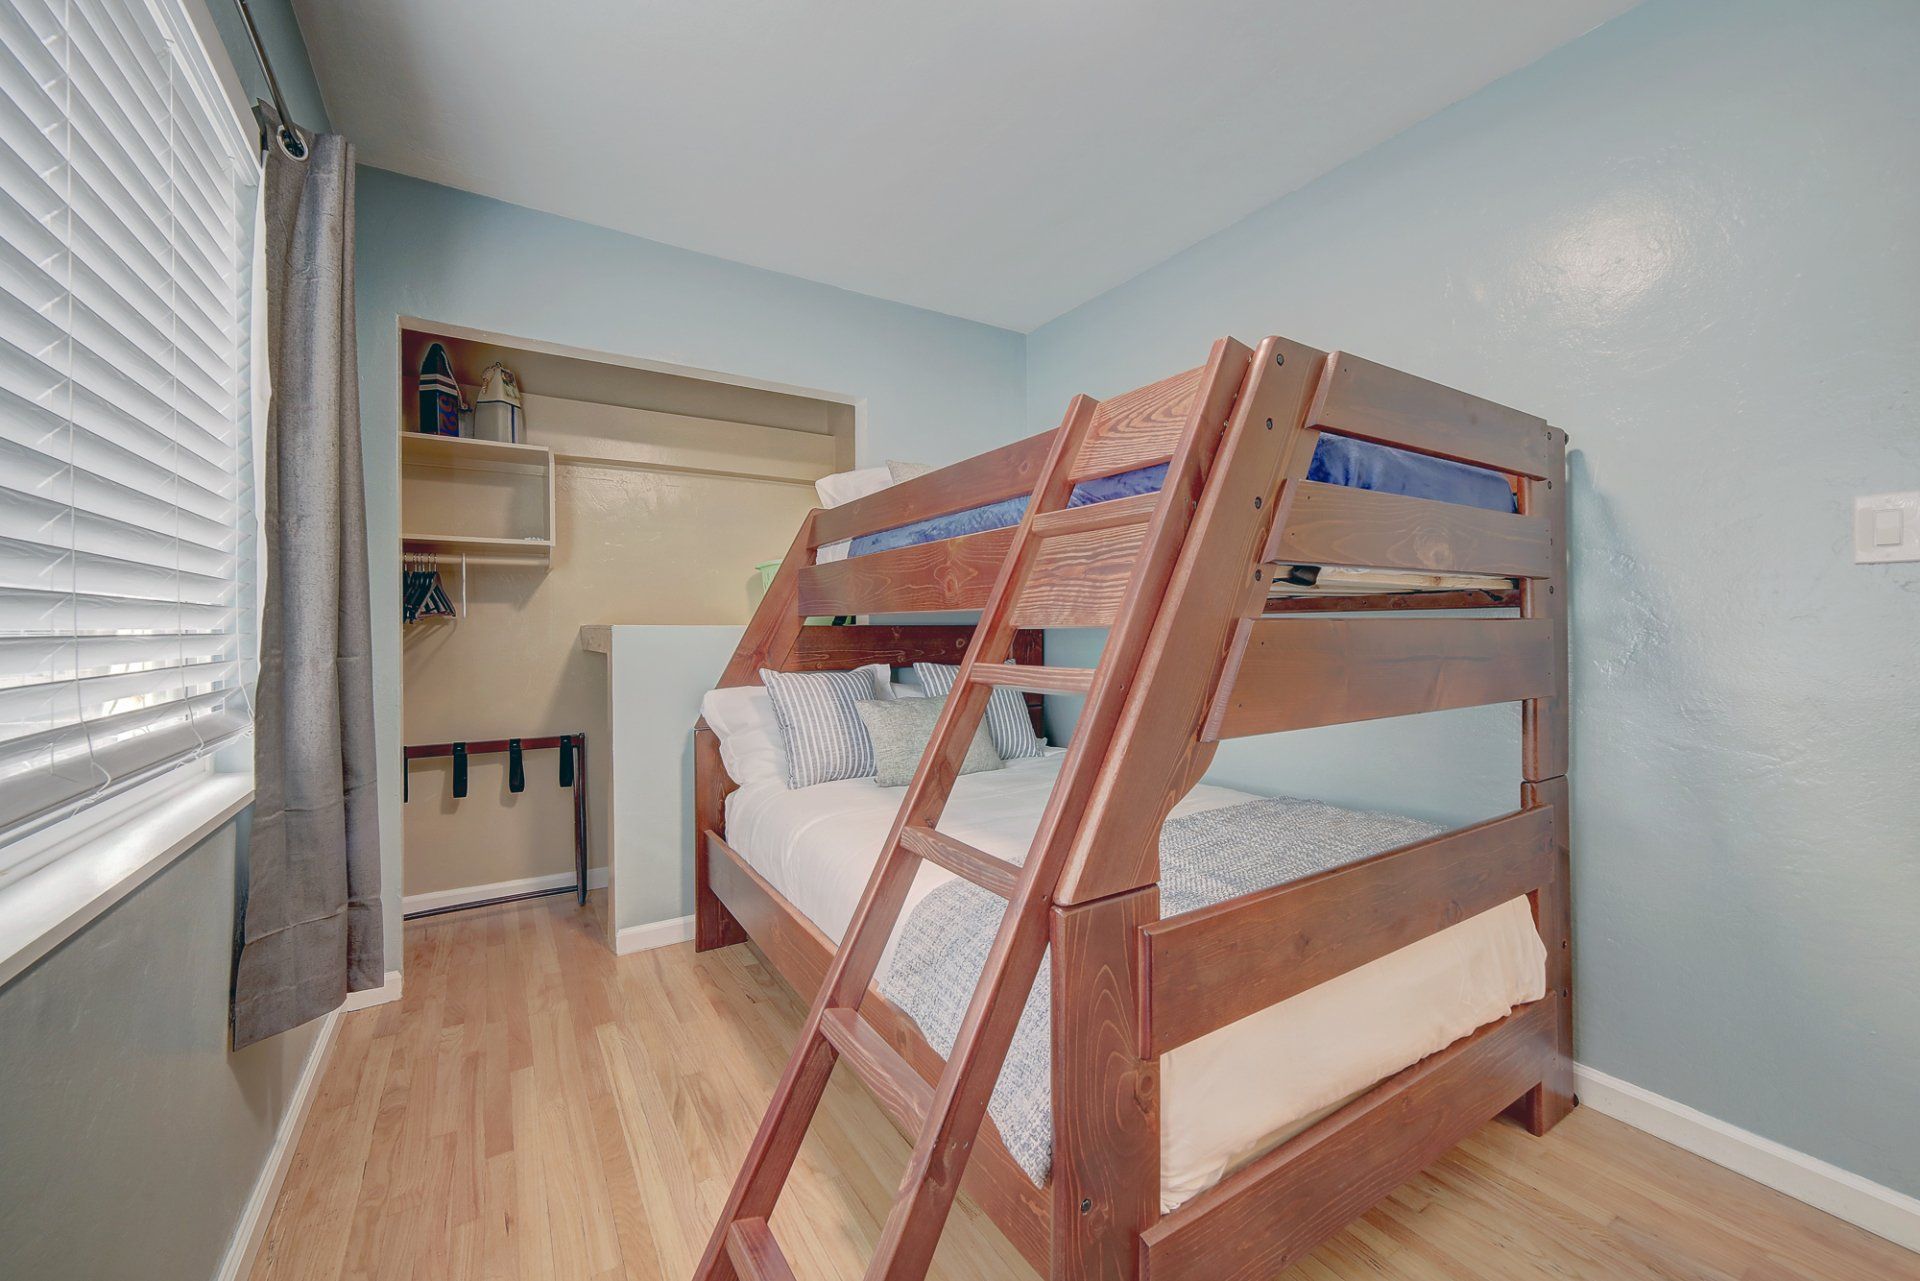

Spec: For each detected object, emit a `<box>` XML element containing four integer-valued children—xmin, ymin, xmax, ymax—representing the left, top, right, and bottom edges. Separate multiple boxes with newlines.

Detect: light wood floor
<box><xmin>251</xmin><ymin>896</ymin><xmax>1917</xmax><ymax>1281</ymax></box>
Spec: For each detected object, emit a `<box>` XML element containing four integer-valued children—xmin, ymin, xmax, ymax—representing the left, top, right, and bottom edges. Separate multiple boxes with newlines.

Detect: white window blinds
<box><xmin>0</xmin><ymin>0</ymin><xmax>257</xmax><ymax>846</ymax></box>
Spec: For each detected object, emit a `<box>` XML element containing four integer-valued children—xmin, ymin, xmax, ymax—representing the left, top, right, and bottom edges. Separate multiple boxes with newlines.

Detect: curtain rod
<box><xmin>232</xmin><ymin>0</ymin><xmax>308</xmax><ymax>160</ymax></box>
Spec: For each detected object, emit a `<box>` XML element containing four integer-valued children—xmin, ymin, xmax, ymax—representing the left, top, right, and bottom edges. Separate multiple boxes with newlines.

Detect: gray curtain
<box><xmin>232</xmin><ymin>122</ymin><xmax>383</xmax><ymax>1049</ymax></box>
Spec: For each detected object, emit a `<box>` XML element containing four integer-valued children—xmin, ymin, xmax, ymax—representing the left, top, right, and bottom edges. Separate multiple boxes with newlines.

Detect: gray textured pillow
<box><xmin>913</xmin><ymin>662</ymin><xmax>1046</xmax><ymax>759</ymax></box>
<box><xmin>854</xmin><ymin>695</ymin><xmax>1003</xmax><ymax>788</ymax></box>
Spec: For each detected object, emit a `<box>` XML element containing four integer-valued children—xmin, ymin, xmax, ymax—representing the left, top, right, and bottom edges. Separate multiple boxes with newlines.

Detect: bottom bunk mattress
<box><xmin>723</xmin><ymin>752</ymin><xmax>1546</xmax><ymax>1210</ymax></box>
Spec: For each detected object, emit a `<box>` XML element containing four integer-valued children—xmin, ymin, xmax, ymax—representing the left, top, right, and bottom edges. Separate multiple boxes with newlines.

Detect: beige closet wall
<box><xmin>401</xmin><ymin>332</ymin><xmax>844</xmax><ymax>899</ymax></box>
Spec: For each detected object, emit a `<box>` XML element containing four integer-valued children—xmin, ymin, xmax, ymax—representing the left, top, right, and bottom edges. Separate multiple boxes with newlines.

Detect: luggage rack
<box><xmin>401</xmin><ymin>733</ymin><xmax>589</xmax><ymax>919</ymax></box>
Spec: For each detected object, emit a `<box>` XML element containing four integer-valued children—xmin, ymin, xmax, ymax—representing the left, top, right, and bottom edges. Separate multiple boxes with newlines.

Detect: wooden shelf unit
<box><xmin>402</xmin><ymin>431</ymin><xmax>551</xmax><ymax>473</ymax></box>
<box><xmin>401</xmin><ymin>431</ymin><xmax>556</xmax><ymax>564</ymax></box>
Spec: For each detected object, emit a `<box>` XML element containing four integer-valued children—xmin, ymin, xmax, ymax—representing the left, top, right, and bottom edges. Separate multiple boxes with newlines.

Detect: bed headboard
<box><xmin>751</xmin><ymin>622</ymin><xmax>1040</xmax><ymax>676</ymax></box>
<box><xmin>715</xmin><ymin>428</ymin><xmax>1067</xmax><ymax>723</ymax></box>
<box><xmin>716</xmin><ymin>615</ymin><xmax>1046</xmax><ymax>732</ymax></box>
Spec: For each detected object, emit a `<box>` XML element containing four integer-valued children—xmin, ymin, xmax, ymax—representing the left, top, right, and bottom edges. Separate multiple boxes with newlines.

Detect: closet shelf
<box><xmin>402</xmin><ymin>432</ymin><xmax>552</xmax><ymax>473</ymax></box>
<box><xmin>401</xmin><ymin>431</ymin><xmax>557</xmax><ymax>565</ymax></box>
<box><xmin>402</xmin><ymin>532</ymin><xmax>554</xmax><ymax>561</ymax></box>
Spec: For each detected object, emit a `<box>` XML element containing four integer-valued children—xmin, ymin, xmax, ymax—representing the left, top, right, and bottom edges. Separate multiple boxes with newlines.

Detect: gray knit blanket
<box><xmin>876</xmin><ymin>796</ymin><xmax>1441</xmax><ymax>1186</ymax></box>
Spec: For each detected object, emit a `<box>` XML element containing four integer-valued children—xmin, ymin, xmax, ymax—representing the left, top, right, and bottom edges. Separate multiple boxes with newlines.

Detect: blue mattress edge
<box><xmin>846</xmin><ymin>436</ymin><xmax>1515</xmax><ymax>559</ymax></box>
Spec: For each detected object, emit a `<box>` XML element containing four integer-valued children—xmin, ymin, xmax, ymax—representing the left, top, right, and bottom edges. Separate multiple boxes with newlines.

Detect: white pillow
<box><xmin>700</xmin><ymin>685</ymin><xmax>789</xmax><ymax>788</ymax></box>
<box><xmin>815</xmin><ymin>466</ymin><xmax>893</xmax><ymax>509</ymax></box>
<box><xmin>702</xmin><ymin>665</ymin><xmax>892</xmax><ymax>788</ymax></box>
<box><xmin>812</xmin><ymin>465</ymin><xmax>931</xmax><ymax>562</ymax></box>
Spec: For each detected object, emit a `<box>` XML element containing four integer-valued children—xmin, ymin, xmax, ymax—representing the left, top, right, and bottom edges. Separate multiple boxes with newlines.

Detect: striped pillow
<box><xmin>759</xmin><ymin>664</ymin><xmax>890</xmax><ymax>788</ymax></box>
<box><xmin>912</xmin><ymin>662</ymin><xmax>1046</xmax><ymax>760</ymax></box>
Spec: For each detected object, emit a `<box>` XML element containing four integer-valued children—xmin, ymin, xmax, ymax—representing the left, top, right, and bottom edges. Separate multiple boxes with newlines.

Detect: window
<box><xmin>0</xmin><ymin>0</ymin><xmax>258</xmax><ymax>858</ymax></box>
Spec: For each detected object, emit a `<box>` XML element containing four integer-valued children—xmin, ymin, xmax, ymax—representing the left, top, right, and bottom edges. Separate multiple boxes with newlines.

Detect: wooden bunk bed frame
<box><xmin>691</xmin><ymin>335</ymin><xmax>1572</xmax><ymax>1281</ymax></box>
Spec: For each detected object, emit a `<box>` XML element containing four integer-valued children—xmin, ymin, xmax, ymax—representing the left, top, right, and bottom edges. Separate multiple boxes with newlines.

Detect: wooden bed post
<box><xmin>1516</xmin><ymin>426</ymin><xmax>1573</xmax><ymax>1132</ymax></box>
<box><xmin>1052</xmin><ymin>887</ymin><xmax>1159</xmax><ymax>1281</ymax></box>
<box><xmin>694</xmin><ymin>722</ymin><xmax>747</xmax><ymax>951</ymax></box>
<box><xmin>697</xmin><ymin>512</ymin><xmax>818</xmax><ymax>951</ymax></box>
<box><xmin>1518</xmin><ymin>775</ymin><xmax>1572</xmax><ymax>1131</ymax></box>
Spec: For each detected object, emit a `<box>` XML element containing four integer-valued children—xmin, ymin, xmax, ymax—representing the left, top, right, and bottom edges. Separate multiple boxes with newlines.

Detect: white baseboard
<box><xmin>615</xmin><ymin>913</ymin><xmax>695</xmax><ymax>955</ymax></box>
<box><xmin>216</xmin><ymin>1006</ymin><xmax>343</xmax><ymax>1281</ymax></box>
<box><xmin>341</xmin><ymin>968</ymin><xmax>403</xmax><ymax>1012</ymax></box>
<box><xmin>1574</xmin><ymin>1064</ymin><xmax>1920</xmax><ymax>1253</ymax></box>
<box><xmin>402</xmin><ymin>866</ymin><xmax>608</xmax><ymax>917</ymax></box>
<box><xmin>216</xmin><ymin>972</ymin><xmax>406</xmax><ymax>1280</ymax></box>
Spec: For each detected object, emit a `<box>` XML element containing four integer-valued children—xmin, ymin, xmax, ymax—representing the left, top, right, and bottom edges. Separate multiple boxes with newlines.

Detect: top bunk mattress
<box><xmin>848</xmin><ymin>434</ymin><xmax>1517</xmax><ymax>559</ymax></box>
<box><xmin>722</xmin><ymin>753</ymin><xmax>1545</xmax><ymax>1209</ymax></box>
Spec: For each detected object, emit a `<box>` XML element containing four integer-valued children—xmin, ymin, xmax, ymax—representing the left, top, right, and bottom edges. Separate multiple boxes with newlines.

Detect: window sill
<box><xmin>0</xmin><ymin>772</ymin><xmax>254</xmax><ymax>991</ymax></box>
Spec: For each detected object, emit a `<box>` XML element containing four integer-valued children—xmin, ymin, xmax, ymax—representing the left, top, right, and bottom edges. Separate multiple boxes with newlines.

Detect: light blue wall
<box><xmin>202</xmin><ymin>0</ymin><xmax>330</xmax><ymax>132</ymax></box>
<box><xmin>602</xmin><ymin>627</ymin><xmax>747</xmax><ymax>930</ymax></box>
<box><xmin>183</xmin><ymin>0</ymin><xmax>1915</xmax><ymax>1212</ymax></box>
<box><xmin>1027</xmin><ymin>0</ymin><xmax>1920</xmax><ymax>1197</ymax></box>
<box><xmin>0</xmin><ymin>820</ymin><xmax>325</xmax><ymax>1280</ymax></box>
<box><xmin>0</xmin><ymin>12</ymin><xmax>336</xmax><ymax>1279</ymax></box>
<box><xmin>353</xmin><ymin>168</ymin><xmax>1027</xmax><ymax>954</ymax></box>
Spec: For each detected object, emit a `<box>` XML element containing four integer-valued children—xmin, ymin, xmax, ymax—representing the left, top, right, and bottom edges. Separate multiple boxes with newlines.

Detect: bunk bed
<box><xmin>690</xmin><ymin>335</ymin><xmax>1572</xmax><ymax>1281</ymax></box>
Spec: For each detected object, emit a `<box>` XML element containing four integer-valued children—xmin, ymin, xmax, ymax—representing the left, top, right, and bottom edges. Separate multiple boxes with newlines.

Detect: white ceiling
<box><xmin>295</xmin><ymin>0</ymin><xmax>1638</xmax><ymax>331</ymax></box>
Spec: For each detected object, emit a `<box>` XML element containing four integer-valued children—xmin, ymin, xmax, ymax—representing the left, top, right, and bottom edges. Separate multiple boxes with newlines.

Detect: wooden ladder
<box><xmin>692</xmin><ymin>341</ymin><xmax>1260</xmax><ymax>1281</ymax></box>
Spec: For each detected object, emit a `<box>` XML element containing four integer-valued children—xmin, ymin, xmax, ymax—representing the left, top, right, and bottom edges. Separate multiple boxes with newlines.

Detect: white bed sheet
<box><xmin>724</xmin><ymin>753</ymin><xmax>1546</xmax><ymax>1210</ymax></box>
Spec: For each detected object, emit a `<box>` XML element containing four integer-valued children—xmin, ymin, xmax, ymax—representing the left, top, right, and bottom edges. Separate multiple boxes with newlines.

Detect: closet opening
<box><xmin>395</xmin><ymin>318</ymin><xmax>857</xmax><ymax>949</ymax></box>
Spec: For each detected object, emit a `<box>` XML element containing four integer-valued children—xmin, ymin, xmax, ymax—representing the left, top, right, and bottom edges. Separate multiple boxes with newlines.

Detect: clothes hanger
<box><xmin>403</xmin><ymin>552</ymin><xmax>458</xmax><ymax>623</ymax></box>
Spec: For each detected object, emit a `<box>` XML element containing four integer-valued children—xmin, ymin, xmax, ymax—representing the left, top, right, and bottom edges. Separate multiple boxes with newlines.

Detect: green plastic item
<box><xmin>757</xmin><ymin>557</ymin><xmax>850</xmax><ymax>626</ymax></box>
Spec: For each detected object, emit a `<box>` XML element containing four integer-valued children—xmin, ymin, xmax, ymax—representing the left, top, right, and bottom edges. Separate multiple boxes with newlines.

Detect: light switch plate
<box><xmin>1855</xmin><ymin>492</ymin><xmax>1920</xmax><ymax>563</ymax></box>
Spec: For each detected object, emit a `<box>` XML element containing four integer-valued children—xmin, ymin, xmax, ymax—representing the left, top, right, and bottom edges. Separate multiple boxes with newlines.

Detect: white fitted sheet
<box><xmin>724</xmin><ymin>753</ymin><xmax>1546</xmax><ymax>1209</ymax></box>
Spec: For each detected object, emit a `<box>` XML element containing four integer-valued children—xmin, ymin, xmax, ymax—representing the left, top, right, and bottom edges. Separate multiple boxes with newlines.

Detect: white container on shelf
<box><xmin>473</xmin><ymin>362</ymin><xmax>523</xmax><ymax>442</ymax></box>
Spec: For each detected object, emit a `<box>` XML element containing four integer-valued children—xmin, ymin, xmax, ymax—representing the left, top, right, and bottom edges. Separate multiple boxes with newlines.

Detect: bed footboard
<box><xmin>1135</xmin><ymin>803</ymin><xmax>1556</xmax><ymax>1056</ymax></box>
<box><xmin>1138</xmin><ymin>998</ymin><xmax>1557</xmax><ymax>1281</ymax></box>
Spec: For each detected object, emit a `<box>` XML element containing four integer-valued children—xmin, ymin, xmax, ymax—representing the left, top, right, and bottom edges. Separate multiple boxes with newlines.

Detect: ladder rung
<box><xmin>1030</xmin><ymin>491</ymin><xmax>1159</xmax><ymax>538</ymax></box>
<box><xmin>819</xmin><ymin>1007</ymin><xmax>933</xmax><ymax>1136</ymax></box>
<box><xmin>970</xmin><ymin>664</ymin><xmax>1096</xmax><ymax>695</ymax></box>
<box><xmin>725</xmin><ymin>1218</ymin><xmax>795</xmax><ymax>1281</ymax></box>
<box><xmin>899</xmin><ymin>825</ymin><xmax>1022</xmax><ymax>898</ymax></box>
